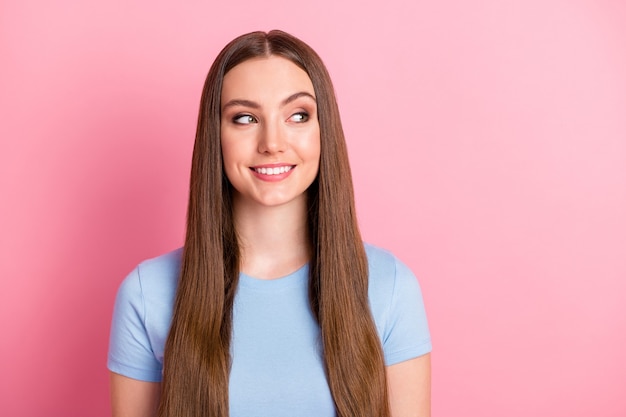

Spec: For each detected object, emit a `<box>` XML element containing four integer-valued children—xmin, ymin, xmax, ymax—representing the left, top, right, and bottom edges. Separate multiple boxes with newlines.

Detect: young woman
<box><xmin>108</xmin><ymin>30</ymin><xmax>431</xmax><ymax>417</ymax></box>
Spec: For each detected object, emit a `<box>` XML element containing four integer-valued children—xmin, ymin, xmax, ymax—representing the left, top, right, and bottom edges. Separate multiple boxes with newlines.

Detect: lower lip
<box><xmin>250</xmin><ymin>167</ymin><xmax>295</xmax><ymax>182</ymax></box>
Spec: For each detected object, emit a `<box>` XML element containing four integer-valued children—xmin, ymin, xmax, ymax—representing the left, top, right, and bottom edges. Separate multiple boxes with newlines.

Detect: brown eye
<box><xmin>233</xmin><ymin>114</ymin><xmax>257</xmax><ymax>124</ymax></box>
<box><xmin>290</xmin><ymin>112</ymin><xmax>309</xmax><ymax>123</ymax></box>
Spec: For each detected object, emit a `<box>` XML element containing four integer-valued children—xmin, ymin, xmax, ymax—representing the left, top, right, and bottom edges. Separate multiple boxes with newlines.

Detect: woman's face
<box><xmin>220</xmin><ymin>56</ymin><xmax>321</xmax><ymax>210</ymax></box>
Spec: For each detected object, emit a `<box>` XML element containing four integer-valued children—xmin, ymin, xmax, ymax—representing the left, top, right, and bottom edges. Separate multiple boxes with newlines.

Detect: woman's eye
<box><xmin>290</xmin><ymin>112</ymin><xmax>309</xmax><ymax>123</ymax></box>
<box><xmin>233</xmin><ymin>114</ymin><xmax>257</xmax><ymax>124</ymax></box>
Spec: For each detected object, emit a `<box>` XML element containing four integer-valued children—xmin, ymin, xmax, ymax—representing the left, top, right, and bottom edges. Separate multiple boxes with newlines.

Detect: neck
<box><xmin>233</xmin><ymin>194</ymin><xmax>310</xmax><ymax>280</ymax></box>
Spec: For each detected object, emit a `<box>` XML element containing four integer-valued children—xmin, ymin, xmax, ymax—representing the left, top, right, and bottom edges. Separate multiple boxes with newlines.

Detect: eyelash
<box><xmin>232</xmin><ymin>114</ymin><xmax>257</xmax><ymax>125</ymax></box>
<box><xmin>290</xmin><ymin>112</ymin><xmax>309</xmax><ymax>123</ymax></box>
<box><xmin>231</xmin><ymin>112</ymin><xmax>310</xmax><ymax>125</ymax></box>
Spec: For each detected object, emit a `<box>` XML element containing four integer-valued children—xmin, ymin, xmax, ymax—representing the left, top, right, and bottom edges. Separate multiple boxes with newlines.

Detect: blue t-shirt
<box><xmin>108</xmin><ymin>243</ymin><xmax>431</xmax><ymax>416</ymax></box>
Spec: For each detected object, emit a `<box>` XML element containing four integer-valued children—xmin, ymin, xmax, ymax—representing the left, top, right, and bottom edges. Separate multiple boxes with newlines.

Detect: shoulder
<box><xmin>364</xmin><ymin>243</ymin><xmax>401</xmax><ymax>275</ymax></box>
<box><xmin>365</xmin><ymin>242</ymin><xmax>416</xmax><ymax>310</ymax></box>
<box><xmin>115</xmin><ymin>248</ymin><xmax>183</xmax><ymax>313</ymax></box>
<box><xmin>364</xmin><ymin>242</ymin><xmax>431</xmax><ymax>363</ymax></box>
<box><xmin>135</xmin><ymin>248</ymin><xmax>182</xmax><ymax>289</ymax></box>
<box><xmin>135</xmin><ymin>247</ymin><xmax>183</xmax><ymax>281</ymax></box>
<box><xmin>364</xmin><ymin>242</ymin><xmax>417</xmax><ymax>292</ymax></box>
<box><xmin>109</xmin><ymin>248</ymin><xmax>183</xmax><ymax>380</ymax></box>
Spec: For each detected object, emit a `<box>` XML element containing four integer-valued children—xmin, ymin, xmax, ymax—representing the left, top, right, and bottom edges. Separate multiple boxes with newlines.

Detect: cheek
<box><xmin>219</xmin><ymin>139</ymin><xmax>239</xmax><ymax>182</ymax></box>
<box><xmin>304</xmin><ymin>128</ymin><xmax>321</xmax><ymax>164</ymax></box>
<box><xmin>220</xmin><ymin>132</ymin><xmax>243</xmax><ymax>165</ymax></box>
<box><xmin>220</xmin><ymin>141</ymin><xmax>232</xmax><ymax>165</ymax></box>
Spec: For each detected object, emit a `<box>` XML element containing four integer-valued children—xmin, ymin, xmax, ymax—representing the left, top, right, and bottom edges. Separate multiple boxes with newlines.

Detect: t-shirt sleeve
<box><xmin>107</xmin><ymin>267</ymin><xmax>163</xmax><ymax>382</ymax></box>
<box><xmin>382</xmin><ymin>257</ymin><xmax>432</xmax><ymax>366</ymax></box>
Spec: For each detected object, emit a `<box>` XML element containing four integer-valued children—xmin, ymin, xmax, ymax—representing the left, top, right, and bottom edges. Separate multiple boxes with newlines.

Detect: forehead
<box><xmin>221</xmin><ymin>56</ymin><xmax>315</xmax><ymax>102</ymax></box>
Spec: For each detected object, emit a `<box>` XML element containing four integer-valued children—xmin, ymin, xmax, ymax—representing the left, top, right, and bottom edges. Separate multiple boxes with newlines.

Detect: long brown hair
<box><xmin>159</xmin><ymin>30</ymin><xmax>389</xmax><ymax>417</ymax></box>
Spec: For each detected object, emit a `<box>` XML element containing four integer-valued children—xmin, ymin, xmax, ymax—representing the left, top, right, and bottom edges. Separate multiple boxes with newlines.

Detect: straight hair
<box><xmin>159</xmin><ymin>30</ymin><xmax>390</xmax><ymax>417</ymax></box>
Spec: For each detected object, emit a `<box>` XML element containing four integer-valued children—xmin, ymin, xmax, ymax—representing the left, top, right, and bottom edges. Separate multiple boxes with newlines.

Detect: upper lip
<box><xmin>250</xmin><ymin>163</ymin><xmax>295</xmax><ymax>169</ymax></box>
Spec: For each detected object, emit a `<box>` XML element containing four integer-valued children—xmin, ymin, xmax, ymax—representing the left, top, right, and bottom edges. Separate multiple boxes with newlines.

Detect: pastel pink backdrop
<box><xmin>1</xmin><ymin>0</ymin><xmax>624</xmax><ymax>416</ymax></box>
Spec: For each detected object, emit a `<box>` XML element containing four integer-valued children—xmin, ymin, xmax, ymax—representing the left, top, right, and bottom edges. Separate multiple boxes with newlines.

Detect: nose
<box><xmin>258</xmin><ymin>120</ymin><xmax>287</xmax><ymax>154</ymax></box>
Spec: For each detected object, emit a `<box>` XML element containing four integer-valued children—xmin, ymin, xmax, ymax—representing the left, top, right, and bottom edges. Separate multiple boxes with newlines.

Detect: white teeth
<box><xmin>254</xmin><ymin>166</ymin><xmax>293</xmax><ymax>175</ymax></box>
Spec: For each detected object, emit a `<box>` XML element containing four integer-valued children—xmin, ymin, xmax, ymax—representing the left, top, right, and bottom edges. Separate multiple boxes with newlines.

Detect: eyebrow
<box><xmin>222</xmin><ymin>91</ymin><xmax>316</xmax><ymax>111</ymax></box>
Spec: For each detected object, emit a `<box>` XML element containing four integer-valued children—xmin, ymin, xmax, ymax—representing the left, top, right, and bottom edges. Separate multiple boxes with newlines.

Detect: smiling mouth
<box><xmin>251</xmin><ymin>165</ymin><xmax>295</xmax><ymax>175</ymax></box>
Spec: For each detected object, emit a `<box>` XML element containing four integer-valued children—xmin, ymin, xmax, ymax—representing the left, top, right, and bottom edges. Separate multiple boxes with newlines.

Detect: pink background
<box><xmin>1</xmin><ymin>0</ymin><xmax>625</xmax><ymax>416</ymax></box>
